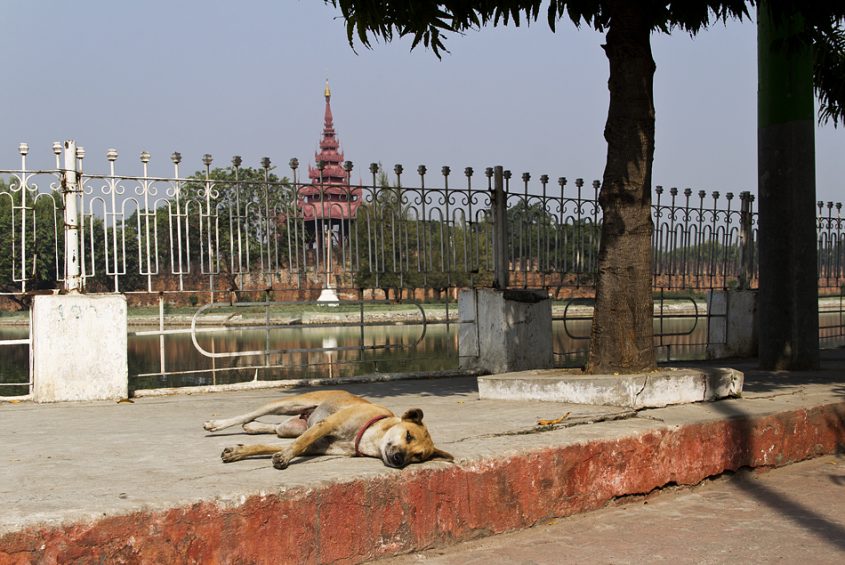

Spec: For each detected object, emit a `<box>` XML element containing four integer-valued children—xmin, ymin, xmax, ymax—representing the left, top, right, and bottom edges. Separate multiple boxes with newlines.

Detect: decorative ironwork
<box><xmin>4</xmin><ymin>142</ymin><xmax>845</xmax><ymax>300</ymax></box>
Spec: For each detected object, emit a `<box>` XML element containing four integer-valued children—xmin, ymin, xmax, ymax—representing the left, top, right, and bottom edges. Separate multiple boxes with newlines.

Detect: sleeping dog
<box><xmin>204</xmin><ymin>390</ymin><xmax>453</xmax><ymax>470</ymax></box>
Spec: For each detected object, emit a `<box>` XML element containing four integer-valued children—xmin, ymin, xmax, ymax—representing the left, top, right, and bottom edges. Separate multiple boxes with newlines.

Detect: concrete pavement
<box><xmin>1</xmin><ymin>350</ymin><xmax>844</xmax><ymax>563</ymax></box>
<box><xmin>378</xmin><ymin>454</ymin><xmax>845</xmax><ymax>564</ymax></box>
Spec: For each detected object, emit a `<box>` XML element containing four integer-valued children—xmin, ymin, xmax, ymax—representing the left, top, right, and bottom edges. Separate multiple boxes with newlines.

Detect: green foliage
<box><xmin>328</xmin><ymin>1</ymin><xmax>755</xmax><ymax>56</ymax></box>
<box><xmin>327</xmin><ymin>1</ymin><xmax>843</xmax><ymax>123</ymax></box>
<box><xmin>353</xmin><ymin>171</ymin><xmax>412</xmax><ymax>293</ymax></box>
<box><xmin>0</xmin><ymin>176</ymin><xmax>64</xmax><ymax>301</ymax></box>
<box><xmin>350</xmin><ymin>178</ymin><xmax>605</xmax><ymax>295</ymax></box>
<box><xmin>179</xmin><ymin>166</ymin><xmax>291</xmax><ymax>233</ymax></box>
<box><xmin>508</xmin><ymin>199</ymin><xmax>554</xmax><ymax>268</ymax></box>
<box><xmin>81</xmin><ymin>213</ymin><xmax>131</xmax><ymax>292</ymax></box>
<box><xmin>506</xmin><ymin>199</ymin><xmax>600</xmax><ymax>275</ymax></box>
<box><xmin>812</xmin><ymin>19</ymin><xmax>845</xmax><ymax>126</ymax></box>
<box><xmin>657</xmin><ymin>240</ymin><xmax>739</xmax><ymax>263</ymax></box>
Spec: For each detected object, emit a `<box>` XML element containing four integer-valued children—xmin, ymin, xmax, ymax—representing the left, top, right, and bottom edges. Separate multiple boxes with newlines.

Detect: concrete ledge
<box><xmin>1</xmin><ymin>400</ymin><xmax>841</xmax><ymax>564</ymax></box>
<box><xmin>478</xmin><ymin>367</ymin><xmax>744</xmax><ymax>408</ymax></box>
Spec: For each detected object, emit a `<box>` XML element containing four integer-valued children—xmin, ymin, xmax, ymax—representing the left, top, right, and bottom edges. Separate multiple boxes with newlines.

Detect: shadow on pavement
<box><xmin>708</xmin><ymin>354</ymin><xmax>845</xmax><ymax>553</ymax></box>
<box><xmin>731</xmin><ymin>460</ymin><xmax>845</xmax><ymax>552</ymax></box>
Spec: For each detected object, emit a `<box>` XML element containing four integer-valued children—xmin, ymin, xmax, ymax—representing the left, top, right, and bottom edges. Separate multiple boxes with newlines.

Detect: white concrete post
<box><xmin>459</xmin><ymin>288</ymin><xmax>553</xmax><ymax>374</ymax></box>
<box><xmin>32</xmin><ymin>294</ymin><xmax>128</xmax><ymax>402</ymax></box>
<box><xmin>706</xmin><ymin>289</ymin><xmax>758</xmax><ymax>359</ymax></box>
<box><xmin>30</xmin><ymin>141</ymin><xmax>129</xmax><ymax>402</ymax></box>
<box><xmin>62</xmin><ymin>140</ymin><xmax>82</xmax><ymax>293</ymax></box>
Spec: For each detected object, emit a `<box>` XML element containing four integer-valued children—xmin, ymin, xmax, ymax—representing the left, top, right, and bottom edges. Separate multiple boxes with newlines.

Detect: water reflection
<box><xmin>3</xmin><ymin>312</ymin><xmax>844</xmax><ymax>394</ymax></box>
<box><xmin>0</xmin><ymin>327</ymin><xmax>28</xmax><ymax>397</ymax></box>
<box><xmin>129</xmin><ymin>323</ymin><xmax>460</xmax><ymax>391</ymax></box>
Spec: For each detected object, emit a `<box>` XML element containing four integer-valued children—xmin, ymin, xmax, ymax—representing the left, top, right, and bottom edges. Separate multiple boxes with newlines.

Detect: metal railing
<box><xmin>0</xmin><ymin>143</ymin><xmax>794</xmax><ymax>299</ymax></box>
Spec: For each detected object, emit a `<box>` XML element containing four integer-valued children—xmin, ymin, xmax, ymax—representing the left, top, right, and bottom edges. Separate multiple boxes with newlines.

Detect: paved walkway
<box><xmin>379</xmin><ymin>454</ymin><xmax>845</xmax><ymax>564</ymax></box>
<box><xmin>1</xmin><ymin>350</ymin><xmax>844</xmax><ymax>563</ymax></box>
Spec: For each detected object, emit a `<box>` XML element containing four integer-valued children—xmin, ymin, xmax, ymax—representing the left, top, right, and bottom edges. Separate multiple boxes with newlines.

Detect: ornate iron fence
<box><xmin>2</xmin><ymin>143</ymin><xmax>809</xmax><ymax>301</ymax></box>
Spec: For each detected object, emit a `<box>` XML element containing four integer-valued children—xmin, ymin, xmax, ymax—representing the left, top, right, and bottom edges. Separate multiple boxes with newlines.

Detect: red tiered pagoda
<box><xmin>297</xmin><ymin>81</ymin><xmax>362</xmax><ymax>235</ymax></box>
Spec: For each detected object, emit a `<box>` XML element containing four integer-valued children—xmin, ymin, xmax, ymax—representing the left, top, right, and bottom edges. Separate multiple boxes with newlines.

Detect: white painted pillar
<box><xmin>62</xmin><ymin>140</ymin><xmax>82</xmax><ymax>293</ymax></box>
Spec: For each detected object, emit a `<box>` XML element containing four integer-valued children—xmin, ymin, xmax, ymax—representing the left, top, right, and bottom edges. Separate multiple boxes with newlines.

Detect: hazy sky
<box><xmin>3</xmin><ymin>0</ymin><xmax>843</xmax><ymax>204</ymax></box>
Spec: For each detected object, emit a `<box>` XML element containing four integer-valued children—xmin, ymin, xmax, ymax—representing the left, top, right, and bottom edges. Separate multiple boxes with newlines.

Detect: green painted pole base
<box><xmin>757</xmin><ymin>3</ymin><xmax>819</xmax><ymax>370</ymax></box>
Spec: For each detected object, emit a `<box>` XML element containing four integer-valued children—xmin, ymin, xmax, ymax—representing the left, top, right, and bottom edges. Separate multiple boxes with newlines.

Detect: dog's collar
<box><xmin>354</xmin><ymin>414</ymin><xmax>390</xmax><ymax>457</ymax></box>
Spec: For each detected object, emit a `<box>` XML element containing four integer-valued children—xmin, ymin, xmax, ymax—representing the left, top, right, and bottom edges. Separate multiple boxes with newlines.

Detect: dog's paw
<box><xmin>204</xmin><ymin>420</ymin><xmax>221</xmax><ymax>432</ymax></box>
<box><xmin>221</xmin><ymin>444</ymin><xmax>244</xmax><ymax>463</ymax></box>
<box><xmin>271</xmin><ymin>452</ymin><xmax>290</xmax><ymax>470</ymax></box>
<box><xmin>242</xmin><ymin>421</ymin><xmax>267</xmax><ymax>434</ymax></box>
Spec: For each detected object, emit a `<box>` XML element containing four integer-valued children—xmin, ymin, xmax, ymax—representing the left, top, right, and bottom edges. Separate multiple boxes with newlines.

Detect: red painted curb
<box><xmin>2</xmin><ymin>402</ymin><xmax>843</xmax><ymax>564</ymax></box>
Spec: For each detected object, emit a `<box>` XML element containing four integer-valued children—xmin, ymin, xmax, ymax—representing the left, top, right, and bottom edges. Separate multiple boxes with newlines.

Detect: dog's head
<box><xmin>379</xmin><ymin>409</ymin><xmax>454</xmax><ymax>468</ymax></box>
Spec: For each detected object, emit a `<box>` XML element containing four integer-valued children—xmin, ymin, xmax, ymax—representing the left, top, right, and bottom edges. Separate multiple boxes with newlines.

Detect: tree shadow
<box><xmin>706</xmin><ymin>359</ymin><xmax>845</xmax><ymax>552</ymax></box>
<box><xmin>730</xmin><ymin>456</ymin><xmax>845</xmax><ymax>552</ymax></box>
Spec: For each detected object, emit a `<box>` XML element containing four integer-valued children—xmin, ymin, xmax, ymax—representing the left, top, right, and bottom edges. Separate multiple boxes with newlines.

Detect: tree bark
<box><xmin>586</xmin><ymin>3</ymin><xmax>657</xmax><ymax>374</ymax></box>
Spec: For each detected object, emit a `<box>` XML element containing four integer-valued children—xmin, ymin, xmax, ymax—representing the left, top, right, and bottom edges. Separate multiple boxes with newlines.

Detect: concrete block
<box><xmin>32</xmin><ymin>294</ymin><xmax>128</xmax><ymax>402</ymax></box>
<box><xmin>458</xmin><ymin>290</ymin><xmax>479</xmax><ymax>360</ymax></box>
<box><xmin>478</xmin><ymin>367</ymin><xmax>744</xmax><ymax>408</ymax></box>
<box><xmin>706</xmin><ymin>290</ymin><xmax>758</xmax><ymax>359</ymax></box>
<box><xmin>459</xmin><ymin>288</ymin><xmax>552</xmax><ymax>374</ymax></box>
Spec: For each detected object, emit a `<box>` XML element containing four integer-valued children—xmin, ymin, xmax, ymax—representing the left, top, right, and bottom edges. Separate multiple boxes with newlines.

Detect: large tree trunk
<box><xmin>586</xmin><ymin>3</ymin><xmax>657</xmax><ymax>374</ymax></box>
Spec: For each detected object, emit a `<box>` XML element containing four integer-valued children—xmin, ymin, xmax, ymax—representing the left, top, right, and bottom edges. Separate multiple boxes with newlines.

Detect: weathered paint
<box><xmin>31</xmin><ymin>294</ymin><xmax>128</xmax><ymax>403</ymax></box>
<box><xmin>459</xmin><ymin>288</ymin><xmax>553</xmax><ymax>374</ymax></box>
<box><xmin>706</xmin><ymin>290</ymin><xmax>758</xmax><ymax>359</ymax></box>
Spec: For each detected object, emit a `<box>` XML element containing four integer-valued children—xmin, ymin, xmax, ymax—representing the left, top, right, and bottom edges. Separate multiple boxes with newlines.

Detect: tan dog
<box><xmin>203</xmin><ymin>390</ymin><xmax>453</xmax><ymax>470</ymax></box>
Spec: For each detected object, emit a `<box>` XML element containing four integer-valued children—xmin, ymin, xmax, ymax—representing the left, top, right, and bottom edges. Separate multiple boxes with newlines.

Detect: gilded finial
<box><xmin>324</xmin><ymin>79</ymin><xmax>331</xmax><ymax>100</ymax></box>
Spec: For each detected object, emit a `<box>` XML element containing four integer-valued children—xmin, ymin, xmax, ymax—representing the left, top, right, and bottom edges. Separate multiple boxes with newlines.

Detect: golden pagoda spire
<box><xmin>324</xmin><ymin>79</ymin><xmax>331</xmax><ymax>101</ymax></box>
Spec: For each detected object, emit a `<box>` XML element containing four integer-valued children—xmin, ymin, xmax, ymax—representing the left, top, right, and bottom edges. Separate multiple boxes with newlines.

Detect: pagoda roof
<box><xmin>295</xmin><ymin>80</ymin><xmax>361</xmax><ymax>221</ymax></box>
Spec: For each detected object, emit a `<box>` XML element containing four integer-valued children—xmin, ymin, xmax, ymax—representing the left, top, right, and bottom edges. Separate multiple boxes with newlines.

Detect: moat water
<box><xmin>2</xmin><ymin>311</ymin><xmax>842</xmax><ymax>396</ymax></box>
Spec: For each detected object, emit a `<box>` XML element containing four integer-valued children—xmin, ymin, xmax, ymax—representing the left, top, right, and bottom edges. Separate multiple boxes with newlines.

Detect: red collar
<box><xmin>354</xmin><ymin>415</ymin><xmax>390</xmax><ymax>457</ymax></box>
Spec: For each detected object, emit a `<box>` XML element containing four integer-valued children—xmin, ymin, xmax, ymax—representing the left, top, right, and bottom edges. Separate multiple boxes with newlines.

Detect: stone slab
<box><xmin>477</xmin><ymin>367</ymin><xmax>744</xmax><ymax>408</ymax></box>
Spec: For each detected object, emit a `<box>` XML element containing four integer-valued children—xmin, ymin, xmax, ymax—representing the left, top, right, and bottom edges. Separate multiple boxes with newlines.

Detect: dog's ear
<box><xmin>401</xmin><ymin>408</ymin><xmax>424</xmax><ymax>424</ymax></box>
<box><xmin>431</xmin><ymin>447</ymin><xmax>454</xmax><ymax>462</ymax></box>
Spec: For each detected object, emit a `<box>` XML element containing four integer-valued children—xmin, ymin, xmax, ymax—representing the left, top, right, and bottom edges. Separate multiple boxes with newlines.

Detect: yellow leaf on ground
<box><xmin>537</xmin><ymin>412</ymin><xmax>570</xmax><ymax>426</ymax></box>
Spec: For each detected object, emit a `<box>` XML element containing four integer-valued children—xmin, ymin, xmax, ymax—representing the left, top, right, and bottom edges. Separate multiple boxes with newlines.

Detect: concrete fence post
<box><xmin>706</xmin><ymin>289</ymin><xmax>758</xmax><ymax>360</ymax></box>
<box><xmin>30</xmin><ymin>140</ymin><xmax>129</xmax><ymax>402</ymax></box>
<box><xmin>32</xmin><ymin>294</ymin><xmax>128</xmax><ymax>402</ymax></box>
<box><xmin>459</xmin><ymin>288</ymin><xmax>553</xmax><ymax>374</ymax></box>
